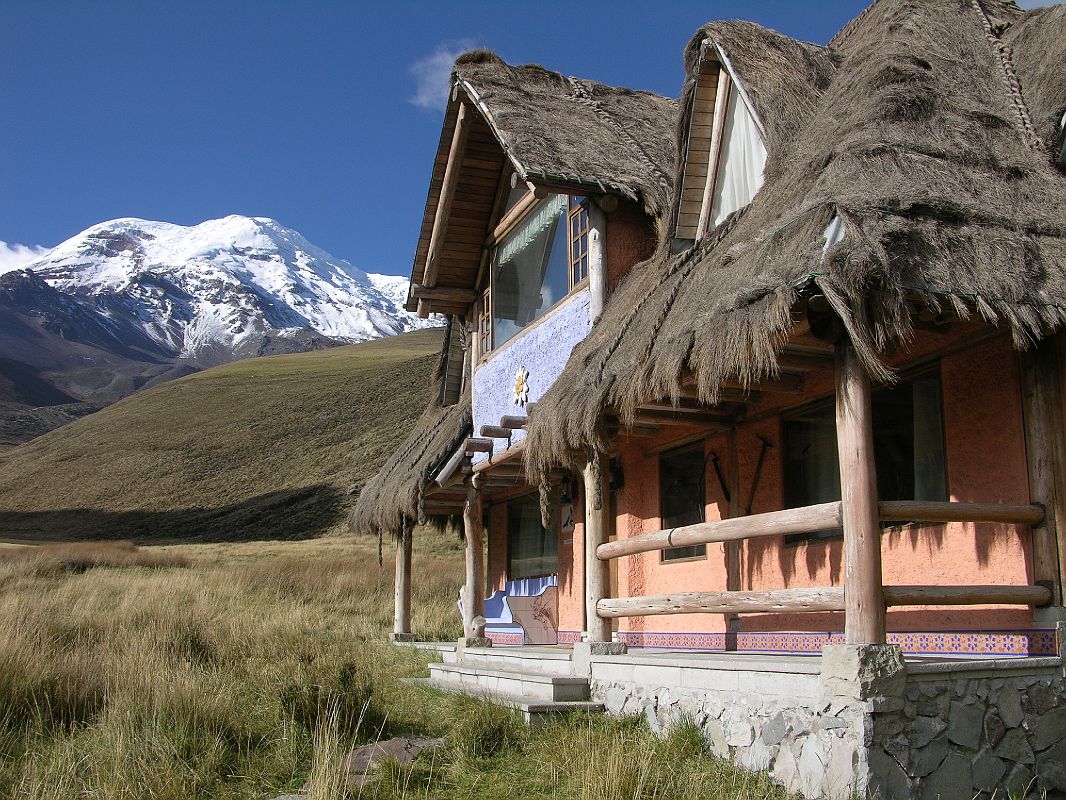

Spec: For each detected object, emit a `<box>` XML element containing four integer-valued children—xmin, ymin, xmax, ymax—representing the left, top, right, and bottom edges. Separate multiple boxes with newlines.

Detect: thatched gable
<box><xmin>408</xmin><ymin>52</ymin><xmax>678</xmax><ymax>295</ymax></box>
<box><xmin>525</xmin><ymin>0</ymin><xmax>1066</xmax><ymax>476</ymax></box>
<box><xmin>454</xmin><ymin>50</ymin><xmax>677</xmax><ymax>218</ymax></box>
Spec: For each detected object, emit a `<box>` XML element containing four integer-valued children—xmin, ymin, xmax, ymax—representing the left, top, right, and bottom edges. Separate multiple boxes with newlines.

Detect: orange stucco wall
<box><xmin>608</xmin><ymin>333</ymin><xmax>1038</xmax><ymax>640</ymax></box>
<box><xmin>605</xmin><ymin>199</ymin><xmax>655</xmax><ymax>294</ymax></box>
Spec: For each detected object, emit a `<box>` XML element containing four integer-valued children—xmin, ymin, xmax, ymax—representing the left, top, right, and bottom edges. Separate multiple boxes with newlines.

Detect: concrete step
<box><xmin>459</xmin><ymin>646</ymin><xmax>574</xmax><ymax>675</ymax></box>
<box><xmin>427</xmin><ymin>661</ymin><xmax>590</xmax><ymax>702</ymax></box>
<box><xmin>411</xmin><ymin>678</ymin><xmax>604</xmax><ymax>725</ymax></box>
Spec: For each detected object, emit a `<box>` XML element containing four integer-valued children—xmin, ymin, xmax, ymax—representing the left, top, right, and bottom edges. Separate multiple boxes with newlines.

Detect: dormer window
<box><xmin>477</xmin><ymin>194</ymin><xmax>590</xmax><ymax>353</ymax></box>
<box><xmin>676</xmin><ymin>57</ymin><xmax>767</xmax><ymax>241</ymax></box>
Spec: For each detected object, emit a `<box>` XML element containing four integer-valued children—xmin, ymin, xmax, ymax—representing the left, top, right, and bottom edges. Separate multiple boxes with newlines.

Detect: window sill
<box><xmin>659</xmin><ymin>554</ymin><xmax>709</xmax><ymax>565</ymax></box>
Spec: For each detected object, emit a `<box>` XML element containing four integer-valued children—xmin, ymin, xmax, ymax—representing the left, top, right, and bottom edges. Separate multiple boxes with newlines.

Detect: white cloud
<box><xmin>409</xmin><ymin>39</ymin><xmax>477</xmax><ymax>112</ymax></box>
<box><xmin>0</xmin><ymin>241</ymin><xmax>48</xmax><ymax>274</ymax></box>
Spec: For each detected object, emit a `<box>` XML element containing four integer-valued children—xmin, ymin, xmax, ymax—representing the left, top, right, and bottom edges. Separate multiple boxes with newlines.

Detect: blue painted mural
<box><xmin>472</xmin><ymin>289</ymin><xmax>591</xmax><ymax>462</ymax></box>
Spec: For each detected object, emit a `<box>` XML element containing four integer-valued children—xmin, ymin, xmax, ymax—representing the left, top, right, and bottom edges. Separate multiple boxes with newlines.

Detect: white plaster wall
<box><xmin>472</xmin><ymin>289</ymin><xmax>591</xmax><ymax>462</ymax></box>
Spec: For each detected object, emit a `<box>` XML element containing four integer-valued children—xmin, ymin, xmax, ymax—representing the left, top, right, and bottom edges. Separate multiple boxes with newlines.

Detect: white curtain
<box><xmin>498</xmin><ymin>194</ymin><xmax>567</xmax><ymax>265</ymax></box>
<box><xmin>709</xmin><ymin>87</ymin><xmax>767</xmax><ymax>228</ymax></box>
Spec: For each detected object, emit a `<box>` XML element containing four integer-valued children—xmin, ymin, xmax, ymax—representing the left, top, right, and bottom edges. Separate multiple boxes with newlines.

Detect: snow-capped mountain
<box><xmin>17</xmin><ymin>215</ymin><xmax>432</xmax><ymax>363</ymax></box>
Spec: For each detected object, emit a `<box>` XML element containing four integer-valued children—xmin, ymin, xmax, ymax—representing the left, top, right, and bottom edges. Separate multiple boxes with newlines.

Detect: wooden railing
<box><xmin>594</xmin><ymin>500</ymin><xmax>1050</xmax><ymax>619</ymax></box>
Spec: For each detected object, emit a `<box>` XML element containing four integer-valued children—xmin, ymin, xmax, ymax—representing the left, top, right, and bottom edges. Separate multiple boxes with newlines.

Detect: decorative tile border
<box><xmin>557</xmin><ymin>630</ymin><xmax>582</xmax><ymax>645</ymax></box>
<box><xmin>615</xmin><ymin>629</ymin><xmax>1058</xmax><ymax>657</ymax></box>
<box><xmin>486</xmin><ymin>631</ymin><xmax>524</xmax><ymax>646</ymax></box>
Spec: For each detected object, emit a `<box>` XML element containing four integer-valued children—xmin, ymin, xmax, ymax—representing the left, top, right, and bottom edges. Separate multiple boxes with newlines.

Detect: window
<box><xmin>481</xmin><ymin>195</ymin><xmax>590</xmax><ymax>353</ymax></box>
<box><xmin>659</xmin><ymin>444</ymin><xmax>707</xmax><ymax>562</ymax></box>
<box><xmin>675</xmin><ymin>61</ymin><xmax>767</xmax><ymax>242</ymax></box>
<box><xmin>783</xmin><ymin>371</ymin><xmax>947</xmax><ymax>544</ymax></box>
<box><xmin>568</xmin><ymin>198</ymin><xmax>590</xmax><ymax>287</ymax></box>
<box><xmin>507</xmin><ymin>492</ymin><xmax>558</xmax><ymax>579</ymax></box>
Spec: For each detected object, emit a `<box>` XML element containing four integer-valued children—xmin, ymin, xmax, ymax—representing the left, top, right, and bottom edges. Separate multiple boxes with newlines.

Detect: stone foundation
<box><xmin>588</xmin><ymin>645</ymin><xmax>1065</xmax><ymax>799</ymax></box>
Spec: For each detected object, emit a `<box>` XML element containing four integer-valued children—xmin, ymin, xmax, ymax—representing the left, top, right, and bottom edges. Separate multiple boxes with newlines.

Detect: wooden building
<box><xmin>351</xmin><ymin>3</ymin><xmax>1066</xmax><ymax>795</ymax></box>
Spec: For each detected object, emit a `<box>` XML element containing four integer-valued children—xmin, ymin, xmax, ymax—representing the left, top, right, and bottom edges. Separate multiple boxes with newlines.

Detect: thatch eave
<box><xmin>524</xmin><ymin>0</ymin><xmax>1066</xmax><ymax>481</ymax></box>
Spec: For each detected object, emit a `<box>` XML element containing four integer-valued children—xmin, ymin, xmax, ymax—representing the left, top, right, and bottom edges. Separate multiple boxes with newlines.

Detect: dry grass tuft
<box><xmin>0</xmin><ymin>540</ymin><xmax>189</xmax><ymax>576</ymax></box>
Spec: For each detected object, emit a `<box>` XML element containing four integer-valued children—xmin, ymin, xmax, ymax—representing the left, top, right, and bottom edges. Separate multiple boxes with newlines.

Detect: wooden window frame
<box><xmin>476</xmin><ymin>193</ymin><xmax>593</xmax><ymax>361</ymax></box>
<box><xmin>782</xmin><ymin>364</ymin><xmax>949</xmax><ymax>546</ymax></box>
<box><xmin>659</xmin><ymin>441</ymin><xmax>709</xmax><ymax>563</ymax></box>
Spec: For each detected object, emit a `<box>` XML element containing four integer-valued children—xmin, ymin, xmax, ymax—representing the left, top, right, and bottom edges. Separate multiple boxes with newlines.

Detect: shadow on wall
<box><xmin>0</xmin><ymin>485</ymin><xmax>346</xmax><ymax>543</ymax></box>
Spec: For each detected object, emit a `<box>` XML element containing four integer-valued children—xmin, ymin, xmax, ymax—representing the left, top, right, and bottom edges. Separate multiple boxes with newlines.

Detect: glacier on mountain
<box><xmin>15</xmin><ymin>215</ymin><xmax>434</xmax><ymax>362</ymax></box>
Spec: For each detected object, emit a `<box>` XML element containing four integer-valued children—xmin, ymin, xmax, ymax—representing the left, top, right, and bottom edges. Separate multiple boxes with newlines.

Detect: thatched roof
<box><xmin>525</xmin><ymin>0</ymin><xmax>1066</xmax><ymax>475</ymax></box>
<box><xmin>454</xmin><ymin>50</ymin><xmax>678</xmax><ymax>219</ymax></box>
<box><xmin>408</xmin><ymin>53</ymin><xmax>678</xmax><ymax>297</ymax></box>
<box><xmin>349</xmin><ymin>325</ymin><xmax>472</xmax><ymax>537</ymax></box>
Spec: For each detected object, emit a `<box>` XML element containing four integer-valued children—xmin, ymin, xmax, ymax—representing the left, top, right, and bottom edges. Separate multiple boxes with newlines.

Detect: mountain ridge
<box><xmin>0</xmin><ymin>215</ymin><xmax>432</xmax><ymax>445</ymax></box>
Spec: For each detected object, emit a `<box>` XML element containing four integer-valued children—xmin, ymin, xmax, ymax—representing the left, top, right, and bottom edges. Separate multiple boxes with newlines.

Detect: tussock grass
<box><xmin>0</xmin><ymin>540</ymin><xmax>189</xmax><ymax>576</ymax></box>
<box><xmin>0</xmin><ymin>535</ymin><xmax>795</xmax><ymax>800</ymax></box>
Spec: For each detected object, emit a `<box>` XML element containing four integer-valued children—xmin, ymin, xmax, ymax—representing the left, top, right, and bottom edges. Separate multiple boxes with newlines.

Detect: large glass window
<box><xmin>660</xmin><ymin>444</ymin><xmax>707</xmax><ymax>562</ymax></box>
<box><xmin>507</xmin><ymin>492</ymin><xmax>558</xmax><ymax>580</ymax></box>
<box><xmin>783</xmin><ymin>371</ymin><xmax>947</xmax><ymax>543</ymax></box>
<box><xmin>486</xmin><ymin>195</ymin><xmax>590</xmax><ymax>351</ymax></box>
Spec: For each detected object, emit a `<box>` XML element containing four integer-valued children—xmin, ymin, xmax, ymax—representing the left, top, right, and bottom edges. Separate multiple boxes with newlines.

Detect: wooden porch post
<box><xmin>393</xmin><ymin>521</ymin><xmax>413</xmax><ymax>640</ymax></box>
<box><xmin>1019</xmin><ymin>335</ymin><xmax>1066</xmax><ymax>606</ymax></box>
<box><xmin>462</xmin><ymin>479</ymin><xmax>485</xmax><ymax>638</ymax></box>
<box><xmin>583</xmin><ymin>452</ymin><xmax>612</xmax><ymax>643</ymax></box>
<box><xmin>835</xmin><ymin>341</ymin><xmax>887</xmax><ymax>644</ymax></box>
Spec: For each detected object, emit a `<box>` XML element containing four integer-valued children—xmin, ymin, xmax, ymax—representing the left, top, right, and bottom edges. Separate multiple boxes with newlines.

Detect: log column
<box><xmin>583</xmin><ymin>452</ymin><xmax>612</xmax><ymax>643</ymax></box>
<box><xmin>462</xmin><ymin>480</ymin><xmax>485</xmax><ymax>639</ymax></box>
<box><xmin>1019</xmin><ymin>335</ymin><xmax>1066</xmax><ymax>607</ymax></box>
<box><xmin>835</xmin><ymin>341</ymin><xmax>886</xmax><ymax>644</ymax></box>
<box><xmin>392</xmin><ymin>521</ymin><xmax>413</xmax><ymax>641</ymax></box>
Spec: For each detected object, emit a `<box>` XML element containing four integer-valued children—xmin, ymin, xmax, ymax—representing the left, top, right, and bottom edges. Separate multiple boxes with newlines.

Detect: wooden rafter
<box><xmin>424</xmin><ymin>102</ymin><xmax>470</xmax><ymax>290</ymax></box>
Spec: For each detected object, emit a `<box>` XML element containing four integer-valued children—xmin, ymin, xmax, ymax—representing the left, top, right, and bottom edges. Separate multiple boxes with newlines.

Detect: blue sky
<box><xmin>0</xmin><ymin>1</ymin><xmax>955</xmax><ymax>275</ymax></box>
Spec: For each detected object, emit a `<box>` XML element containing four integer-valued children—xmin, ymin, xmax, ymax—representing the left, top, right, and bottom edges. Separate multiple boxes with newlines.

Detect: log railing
<box><xmin>596</xmin><ymin>500</ymin><xmax>1045</xmax><ymax>561</ymax></box>
<box><xmin>593</xmin><ymin>500</ymin><xmax>1050</xmax><ymax>620</ymax></box>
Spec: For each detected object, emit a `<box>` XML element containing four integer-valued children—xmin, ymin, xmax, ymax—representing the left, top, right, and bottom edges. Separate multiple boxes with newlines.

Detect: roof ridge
<box><xmin>565</xmin><ymin>76</ymin><xmax>672</xmax><ymax>193</ymax></box>
<box><xmin>968</xmin><ymin>0</ymin><xmax>1041</xmax><ymax>151</ymax></box>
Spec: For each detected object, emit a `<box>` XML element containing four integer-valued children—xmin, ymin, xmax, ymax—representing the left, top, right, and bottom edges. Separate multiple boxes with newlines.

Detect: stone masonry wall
<box><xmin>589</xmin><ymin>646</ymin><xmax>1065</xmax><ymax>800</ymax></box>
<box><xmin>867</xmin><ymin>670</ymin><xmax>1066</xmax><ymax>798</ymax></box>
<box><xmin>591</xmin><ymin>671</ymin><xmax>868</xmax><ymax>799</ymax></box>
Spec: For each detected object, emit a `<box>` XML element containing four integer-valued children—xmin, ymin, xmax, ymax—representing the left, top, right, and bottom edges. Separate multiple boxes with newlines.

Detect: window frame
<box><xmin>505</xmin><ymin>489</ymin><xmax>560</xmax><ymax>581</ymax></box>
<box><xmin>475</xmin><ymin>193</ymin><xmax>592</xmax><ymax>359</ymax></box>
<box><xmin>781</xmin><ymin>364</ymin><xmax>949</xmax><ymax>546</ymax></box>
<box><xmin>658</xmin><ymin>441</ymin><xmax>709</xmax><ymax>564</ymax></box>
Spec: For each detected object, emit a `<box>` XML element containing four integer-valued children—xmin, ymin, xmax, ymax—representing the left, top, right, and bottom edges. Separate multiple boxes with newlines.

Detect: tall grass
<box><xmin>0</xmin><ymin>536</ymin><xmax>796</xmax><ymax>800</ymax></box>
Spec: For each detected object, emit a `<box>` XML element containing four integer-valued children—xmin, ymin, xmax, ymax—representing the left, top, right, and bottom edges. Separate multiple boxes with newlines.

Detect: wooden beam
<box><xmin>472</xmin><ymin>440</ymin><xmax>526</xmax><ymax>474</ymax></box>
<box><xmin>488</xmin><ymin>191</ymin><xmax>538</xmax><ymax>245</ymax></box>
<box><xmin>598</xmin><ymin>588</ymin><xmax>845</xmax><ymax>619</ymax></box>
<box><xmin>633</xmin><ymin>408</ymin><xmax>734</xmax><ymax>427</ymax></box>
<box><xmin>1019</xmin><ymin>335</ymin><xmax>1066</xmax><ymax>606</ymax></box>
<box><xmin>411</xmin><ymin>284</ymin><xmax>477</xmax><ymax>304</ymax></box>
<box><xmin>393</xmin><ymin>523</ymin><xmax>413</xmax><ymax>638</ymax></box>
<box><xmin>725</xmin><ymin>427</ymin><xmax>742</xmax><ymax>645</ymax></box>
<box><xmin>608</xmin><ymin>422</ymin><xmax>661</xmax><ymax>439</ymax></box>
<box><xmin>480</xmin><ymin>425</ymin><xmax>513</xmax><ymax>439</ymax></box>
<box><xmin>584</xmin><ymin>453</ymin><xmax>612</xmax><ymax>642</ymax></box>
<box><xmin>721</xmin><ymin>372</ymin><xmax>804</xmax><ymax>394</ymax></box>
<box><xmin>588</xmin><ymin>201</ymin><xmax>607</xmax><ymax>320</ymax></box>
<box><xmin>499</xmin><ymin>415</ymin><xmax>528</xmax><ymax>431</ymax></box>
<box><xmin>696</xmin><ymin>68</ymin><xmax>731</xmax><ymax>237</ymax></box>
<box><xmin>878</xmin><ymin>501</ymin><xmax>1044</xmax><ymax>526</ymax></box>
<box><xmin>462</xmin><ymin>482</ymin><xmax>485</xmax><ymax>638</ymax></box>
<box><xmin>464</xmin><ymin>437</ymin><xmax>494</xmax><ymax>454</ymax></box>
<box><xmin>597</xmin><ymin>501</ymin><xmax>843</xmax><ymax>560</ymax></box>
<box><xmin>776</xmin><ymin>349</ymin><xmax>835</xmax><ymax>372</ymax></box>
<box><xmin>433</xmin><ymin>445</ymin><xmax>467</xmax><ymax>487</ymax></box>
<box><xmin>883</xmin><ymin>585</ymin><xmax>1052</xmax><ymax>607</ymax></box>
<box><xmin>836</xmin><ymin>341</ymin><xmax>886</xmax><ymax>645</ymax></box>
<box><xmin>424</xmin><ymin>102</ymin><xmax>470</xmax><ymax>289</ymax></box>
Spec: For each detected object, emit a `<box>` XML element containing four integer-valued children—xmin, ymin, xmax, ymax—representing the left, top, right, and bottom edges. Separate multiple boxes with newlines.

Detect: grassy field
<box><xmin>0</xmin><ymin>536</ymin><xmax>794</xmax><ymax>800</ymax></box>
<box><xmin>0</xmin><ymin>329</ymin><xmax>442</xmax><ymax>542</ymax></box>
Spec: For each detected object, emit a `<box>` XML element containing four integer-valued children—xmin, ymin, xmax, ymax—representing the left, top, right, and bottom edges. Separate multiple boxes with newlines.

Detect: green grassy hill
<box><xmin>0</xmin><ymin>329</ymin><xmax>442</xmax><ymax>542</ymax></box>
